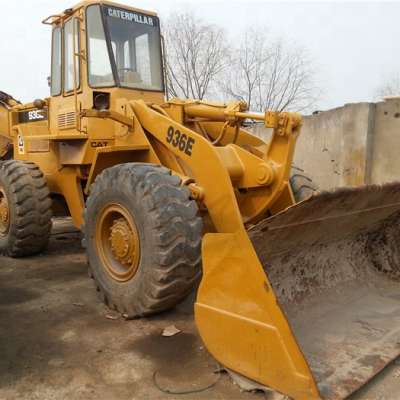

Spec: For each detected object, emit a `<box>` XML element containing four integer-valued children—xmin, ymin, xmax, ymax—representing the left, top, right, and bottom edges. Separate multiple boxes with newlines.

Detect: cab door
<box><xmin>49</xmin><ymin>17</ymin><xmax>83</xmax><ymax>135</ymax></box>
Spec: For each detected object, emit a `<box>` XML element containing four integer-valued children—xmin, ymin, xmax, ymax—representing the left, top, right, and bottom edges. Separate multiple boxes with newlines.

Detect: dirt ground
<box><xmin>0</xmin><ymin>219</ymin><xmax>399</xmax><ymax>400</ymax></box>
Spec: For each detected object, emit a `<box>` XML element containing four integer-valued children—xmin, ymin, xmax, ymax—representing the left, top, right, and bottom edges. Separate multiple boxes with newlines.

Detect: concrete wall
<box><xmin>250</xmin><ymin>99</ymin><xmax>400</xmax><ymax>190</ymax></box>
<box><xmin>370</xmin><ymin>99</ymin><xmax>400</xmax><ymax>184</ymax></box>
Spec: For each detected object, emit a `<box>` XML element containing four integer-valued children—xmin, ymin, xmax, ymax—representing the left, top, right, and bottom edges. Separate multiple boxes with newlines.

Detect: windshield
<box><xmin>87</xmin><ymin>4</ymin><xmax>164</xmax><ymax>91</ymax></box>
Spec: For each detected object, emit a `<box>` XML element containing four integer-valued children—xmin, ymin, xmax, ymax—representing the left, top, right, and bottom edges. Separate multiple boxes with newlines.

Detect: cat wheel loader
<box><xmin>1</xmin><ymin>2</ymin><xmax>400</xmax><ymax>399</ymax></box>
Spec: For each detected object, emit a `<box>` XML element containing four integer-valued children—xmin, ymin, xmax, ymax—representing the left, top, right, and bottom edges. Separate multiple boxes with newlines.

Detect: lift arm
<box><xmin>129</xmin><ymin>99</ymin><xmax>320</xmax><ymax>400</ymax></box>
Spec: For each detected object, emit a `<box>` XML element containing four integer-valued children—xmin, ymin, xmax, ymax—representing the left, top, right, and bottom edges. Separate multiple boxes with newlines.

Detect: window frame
<box><xmin>86</xmin><ymin>4</ymin><xmax>117</xmax><ymax>89</ymax></box>
<box><xmin>63</xmin><ymin>16</ymin><xmax>82</xmax><ymax>96</ymax></box>
<box><xmin>50</xmin><ymin>25</ymin><xmax>62</xmax><ymax>96</ymax></box>
<box><xmin>85</xmin><ymin>3</ymin><xmax>165</xmax><ymax>93</ymax></box>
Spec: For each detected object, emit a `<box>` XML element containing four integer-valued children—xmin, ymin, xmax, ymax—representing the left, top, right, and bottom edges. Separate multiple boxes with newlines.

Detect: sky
<box><xmin>1</xmin><ymin>0</ymin><xmax>399</xmax><ymax>110</ymax></box>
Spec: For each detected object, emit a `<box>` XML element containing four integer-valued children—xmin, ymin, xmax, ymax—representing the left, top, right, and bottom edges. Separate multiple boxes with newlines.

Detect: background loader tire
<box><xmin>0</xmin><ymin>160</ymin><xmax>52</xmax><ymax>257</ymax></box>
<box><xmin>290</xmin><ymin>165</ymin><xmax>318</xmax><ymax>202</ymax></box>
<box><xmin>84</xmin><ymin>163</ymin><xmax>203</xmax><ymax>318</ymax></box>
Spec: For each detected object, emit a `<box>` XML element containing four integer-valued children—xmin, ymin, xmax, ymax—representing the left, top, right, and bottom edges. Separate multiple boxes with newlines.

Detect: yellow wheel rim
<box><xmin>96</xmin><ymin>203</ymin><xmax>141</xmax><ymax>282</ymax></box>
<box><xmin>0</xmin><ymin>187</ymin><xmax>10</xmax><ymax>236</ymax></box>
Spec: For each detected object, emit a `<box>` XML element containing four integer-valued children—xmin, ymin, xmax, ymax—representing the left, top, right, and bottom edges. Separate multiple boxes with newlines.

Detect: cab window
<box><xmin>64</xmin><ymin>18</ymin><xmax>81</xmax><ymax>92</ymax></box>
<box><xmin>51</xmin><ymin>27</ymin><xmax>62</xmax><ymax>96</ymax></box>
<box><xmin>86</xmin><ymin>5</ymin><xmax>115</xmax><ymax>87</ymax></box>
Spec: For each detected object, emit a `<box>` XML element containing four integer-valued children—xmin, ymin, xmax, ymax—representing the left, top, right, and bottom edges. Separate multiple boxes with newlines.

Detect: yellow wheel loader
<box><xmin>0</xmin><ymin>2</ymin><xmax>400</xmax><ymax>399</ymax></box>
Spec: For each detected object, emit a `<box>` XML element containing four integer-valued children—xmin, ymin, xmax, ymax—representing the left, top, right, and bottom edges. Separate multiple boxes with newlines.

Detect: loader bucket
<box><xmin>195</xmin><ymin>182</ymin><xmax>400</xmax><ymax>400</ymax></box>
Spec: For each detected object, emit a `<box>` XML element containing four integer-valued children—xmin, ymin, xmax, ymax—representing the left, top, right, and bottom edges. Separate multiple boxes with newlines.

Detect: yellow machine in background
<box><xmin>0</xmin><ymin>2</ymin><xmax>400</xmax><ymax>399</ymax></box>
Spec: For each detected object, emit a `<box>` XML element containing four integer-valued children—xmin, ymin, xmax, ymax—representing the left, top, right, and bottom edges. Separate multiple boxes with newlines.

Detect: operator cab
<box><xmin>48</xmin><ymin>2</ymin><xmax>164</xmax><ymax>98</ymax></box>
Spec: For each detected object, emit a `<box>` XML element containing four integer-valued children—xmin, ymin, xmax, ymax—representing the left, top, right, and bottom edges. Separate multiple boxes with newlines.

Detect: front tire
<box><xmin>0</xmin><ymin>160</ymin><xmax>52</xmax><ymax>257</ymax></box>
<box><xmin>290</xmin><ymin>165</ymin><xmax>318</xmax><ymax>202</ymax></box>
<box><xmin>84</xmin><ymin>163</ymin><xmax>202</xmax><ymax>318</ymax></box>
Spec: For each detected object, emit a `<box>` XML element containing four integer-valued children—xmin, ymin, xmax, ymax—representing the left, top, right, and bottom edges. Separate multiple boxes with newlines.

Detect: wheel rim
<box><xmin>96</xmin><ymin>204</ymin><xmax>141</xmax><ymax>282</ymax></box>
<box><xmin>0</xmin><ymin>187</ymin><xmax>10</xmax><ymax>236</ymax></box>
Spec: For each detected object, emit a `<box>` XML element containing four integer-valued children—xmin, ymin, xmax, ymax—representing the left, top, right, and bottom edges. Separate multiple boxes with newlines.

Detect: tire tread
<box><xmin>290</xmin><ymin>165</ymin><xmax>318</xmax><ymax>202</ymax></box>
<box><xmin>85</xmin><ymin>163</ymin><xmax>202</xmax><ymax>318</ymax></box>
<box><xmin>0</xmin><ymin>160</ymin><xmax>52</xmax><ymax>257</ymax></box>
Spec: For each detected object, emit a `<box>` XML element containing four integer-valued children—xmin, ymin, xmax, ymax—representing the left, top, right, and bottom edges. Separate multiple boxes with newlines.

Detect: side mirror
<box><xmin>47</xmin><ymin>76</ymin><xmax>51</xmax><ymax>87</ymax></box>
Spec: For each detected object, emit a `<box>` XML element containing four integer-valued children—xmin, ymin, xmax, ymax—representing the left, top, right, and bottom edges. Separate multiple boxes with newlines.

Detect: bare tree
<box><xmin>163</xmin><ymin>12</ymin><xmax>229</xmax><ymax>100</ymax></box>
<box><xmin>375</xmin><ymin>75</ymin><xmax>400</xmax><ymax>100</ymax></box>
<box><xmin>222</xmin><ymin>29</ymin><xmax>318</xmax><ymax>112</ymax></box>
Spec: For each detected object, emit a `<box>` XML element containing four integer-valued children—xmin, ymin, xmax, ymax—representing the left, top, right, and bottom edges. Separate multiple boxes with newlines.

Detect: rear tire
<box><xmin>290</xmin><ymin>165</ymin><xmax>318</xmax><ymax>202</ymax></box>
<box><xmin>84</xmin><ymin>163</ymin><xmax>202</xmax><ymax>318</ymax></box>
<box><xmin>0</xmin><ymin>160</ymin><xmax>52</xmax><ymax>257</ymax></box>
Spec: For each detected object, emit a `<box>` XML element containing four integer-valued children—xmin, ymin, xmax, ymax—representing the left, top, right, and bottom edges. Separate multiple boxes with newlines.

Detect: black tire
<box><xmin>84</xmin><ymin>163</ymin><xmax>203</xmax><ymax>318</ymax></box>
<box><xmin>0</xmin><ymin>160</ymin><xmax>52</xmax><ymax>257</ymax></box>
<box><xmin>290</xmin><ymin>165</ymin><xmax>318</xmax><ymax>202</ymax></box>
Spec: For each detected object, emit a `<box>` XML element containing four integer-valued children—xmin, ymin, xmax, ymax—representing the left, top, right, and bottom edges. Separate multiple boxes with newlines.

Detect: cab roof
<box><xmin>43</xmin><ymin>0</ymin><xmax>158</xmax><ymax>26</ymax></box>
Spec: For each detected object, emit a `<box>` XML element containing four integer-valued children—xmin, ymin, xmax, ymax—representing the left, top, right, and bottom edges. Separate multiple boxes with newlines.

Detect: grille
<box><xmin>57</xmin><ymin>111</ymin><xmax>76</xmax><ymax>129</ymax></box>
